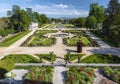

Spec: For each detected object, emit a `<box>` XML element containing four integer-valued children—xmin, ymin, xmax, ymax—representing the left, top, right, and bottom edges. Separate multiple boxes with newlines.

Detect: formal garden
<box><xmin>21</xmin><ymin>30</ymin><xmax>57</xmax><ymax>47</ymax></box>
<box><xmin>63</xmin><ymin>30</ymin><xmax>98</xmax><ymax>47</ymax></box>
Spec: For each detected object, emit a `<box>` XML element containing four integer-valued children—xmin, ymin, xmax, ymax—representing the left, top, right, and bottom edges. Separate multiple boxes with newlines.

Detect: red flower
<box><xmin>79</xmin><ymin>68</ymin><xmax>85</xmax><ymax>72</ymax></box>
<box><xmin>88</xmin><ymin>71</ymin><xmax>93</xmax><ymax>77</ymax></box>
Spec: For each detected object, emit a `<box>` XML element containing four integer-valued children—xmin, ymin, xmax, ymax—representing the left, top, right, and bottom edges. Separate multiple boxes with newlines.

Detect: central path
<box><xmin>53</xmin><ymin>37</ymin><xmax>67</xmax><ymax>62</ymax></box>
<box><xmin>53</xmin><ymin>66</ymin><xmax>67</xmax><ymax>84</ymax></box>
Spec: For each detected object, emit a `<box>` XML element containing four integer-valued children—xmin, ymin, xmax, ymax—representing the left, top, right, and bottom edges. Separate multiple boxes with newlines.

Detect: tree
<box><xmin>89</xmin><ymin>3</ymin><xmax>105</xmax><ymax>23</ymax></box>
<box><xmin>106</xmin><ymin>0</ymin><xmax>120</xmax><ymax>16</ymax></box>
<box><xmin>26</xmin><ymin>8</ymin><xmax>38</xmax><ymax>22</ymax></box>
<box><xmin>75</xmin><ymin>18</ymin><xmax>86</xmax><ymax>27</ymax></box>
<box><xmin>0</xmin><ymin>17</ymin><xmax>9</xmax><ymax>28</ymax></box>
<box><xmin>86</xmin><ymin>16</ymin><xmax>97</xmax><ymax>30</ymax></box>
<box><xmin>34</xmin><ymin>12</ymin><xmax>42</xmax><ymax>27</ymax></box>
<box><xmin>9</xmin><ymin>9</ymin><xmax>31</xmax><ymax>32</ymax></box>
<box><xmin>103</xmin><ymin>0</ymin><xmax>120</xmax><ymax>35</ymax></box>
<box><xmin>102</xmin><ymin>0</ymin><xmax>120</xmax><ymax>46</ymax></box>
<box><xmin>40</xmin><ymin>14</ymin><xmax>49</xmax><ymax>24</ymax></box>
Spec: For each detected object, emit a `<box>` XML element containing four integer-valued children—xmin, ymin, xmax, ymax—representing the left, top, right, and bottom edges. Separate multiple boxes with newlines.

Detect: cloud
<box><xmin>53</xmin><ymin>4</ymin><xmax>68</xmax><ymax>8</ymax></box>
<box><xmin>32</xmin><ymin>4</ymin><xmax>88</xmax><ymax>17</ymax></box>
<box><xmin>0</xmin><ymin>3</ymin><xmax>88</xmax><ymax>18</ymax></box>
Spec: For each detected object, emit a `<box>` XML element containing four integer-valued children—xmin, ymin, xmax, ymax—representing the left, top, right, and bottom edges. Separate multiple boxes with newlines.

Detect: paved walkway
<box><xmin>11</xmin><ymin>69</ymin><xmax>28</xmax><ymax>84</ymax></box>
<box><xmin>93</xmin><ymin>69</ymin><xmax>117</xmax><ymax>84</ymax></box>
<box><xmin>53</xmin><ymin>66</ymin><xmax>67</xmax><ymax>84</ymax></box>
<box><xmin>85</xmin><ymin>31</ymin><xmax>111</xmax><ymax>48</ymax></box>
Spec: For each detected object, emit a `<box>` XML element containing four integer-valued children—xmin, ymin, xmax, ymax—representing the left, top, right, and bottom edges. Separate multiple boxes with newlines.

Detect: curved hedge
<box><xmin>0</xmin><ymin>59</ymin><xmax>15</xmax><ymax>79</ymax></box>
<box><xmin>81</xmin><ymin>54</ymin><xmax>120</xmax><ymax>63</ymax></box>
<box><xmin>2</xmin><ymin>54</ymin><xmax>41</xmax><ymax>63</ymax></box>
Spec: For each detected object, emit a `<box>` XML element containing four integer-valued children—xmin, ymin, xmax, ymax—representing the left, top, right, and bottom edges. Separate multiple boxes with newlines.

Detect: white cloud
<box><xmin>32</xmin><ymin>4</ymin><xmax>88</xmax><ymax>17</ymax></box>
<box><xmin>53</xmin><ymin>4</ymin><xmax>68</xmax><ymax>8</ymax></box>
<box><xmin>34</xmin><ymin>5</ymin><xmax>49</xmax><ymax>10</ymax></box>
<box><xmin>0</xmin><ymin>3</ymin><xmax>88</xmax><ymax>18</ymax></box>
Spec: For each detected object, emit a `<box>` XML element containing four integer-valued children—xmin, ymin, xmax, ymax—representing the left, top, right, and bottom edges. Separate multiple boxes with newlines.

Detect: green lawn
<box><xmin>30</xmin><ymin>36</ymin><xmax>56</xmax><ymax>46</ymax></box>
<box><xmin>2</xmin><ymin>54</ymin><xmax>41</xmax><ymax>63</ymax></box>
<box><xmin>81</xmin><ymin>54</ymin><xmax>120</xmax><ymax>63</ymax></box>
<box><xmin>64</xmin><ymin>54</ymin><xmax>85</xmax><ymax>61</ymax></box>
<box><xmin>64</xmin><ymin>36</ymin><xmax>91</xmax><ymax>46</ymax></box>
<box><xmin>0</xmin><ymin>31</ymin><xmax>30</xmax><ymax>47</ymax></box>
<box><xmin>36</xmin><ymin>54</ymin><xmax>56</xmax><ymax>62</ymax></box>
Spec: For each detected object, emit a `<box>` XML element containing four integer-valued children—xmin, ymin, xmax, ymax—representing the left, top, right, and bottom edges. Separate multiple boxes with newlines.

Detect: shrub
<box><xmin>0</xmin><ymin>59</ymin><xmax>14</xmax><ymax>79</ymax></box>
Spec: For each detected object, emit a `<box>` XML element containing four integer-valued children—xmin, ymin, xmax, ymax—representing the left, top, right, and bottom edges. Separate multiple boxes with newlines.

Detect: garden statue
<box><xmin>77</xmin><ymin>40</ymin><xmax>83</xmax><ymax>53</ymax></box>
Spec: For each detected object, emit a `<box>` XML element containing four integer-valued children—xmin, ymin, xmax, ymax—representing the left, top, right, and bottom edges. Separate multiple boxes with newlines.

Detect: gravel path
<box><xmin>53</xmin><ymin>66</ymin><xmax>67</xmax><ymax>84</ymax></box>
<box><xmin>93</xmin><ymin>69</ymin><xmax>117</xmax><ymax>84</ymax></box>
<box><xmin>85</xmin><ymin>31</ymin><xmax>111</xmax><ymax>48</ymax></box>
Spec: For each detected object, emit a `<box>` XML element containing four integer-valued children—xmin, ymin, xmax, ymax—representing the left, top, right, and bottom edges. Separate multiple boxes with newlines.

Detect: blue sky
<box><xmin>0</xmin><ymin>0</ymin><xmax>112</xmax><ymax>18</ymax></box>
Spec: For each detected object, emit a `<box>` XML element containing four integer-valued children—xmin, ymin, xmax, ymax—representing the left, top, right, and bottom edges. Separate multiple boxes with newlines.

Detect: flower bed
<box><xmin>66</xmin><ymin>67</ymin><xmax>95</xmax><ymax>84</ymax></box>
<box><xmin>103</xmin><ymin>67</ymin><xmax>120</xmax><ymax>83</ymax></box>
<box><xmin>24</xmin><ymin>67</ymin><xmax>53</xmax><ymax>84</ymax></box>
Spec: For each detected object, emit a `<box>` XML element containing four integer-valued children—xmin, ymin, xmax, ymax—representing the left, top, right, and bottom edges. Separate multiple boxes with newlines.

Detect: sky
<box><xmin>0</xmin><ymin>0</ymin><xmax>112</xmax><ymax>18</ymax></box>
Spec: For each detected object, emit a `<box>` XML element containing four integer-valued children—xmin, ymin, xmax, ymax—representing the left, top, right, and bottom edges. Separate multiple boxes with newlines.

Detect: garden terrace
<box><xmin>0</xmin><ymin>31</ymin><xmax>30</xmax><ymax>47</ymax></box>
<box><xmin>24</xmin><ymin>67</ymin><xmax>53</xmax><ymax>84</ymax></box>
<box><xmin>2</xmin><ymin>54</ymin><xmax>41</xmax><ymax>63</ymax></box>
<box><xmin>80</xmin><ymin>54</ymin><xmax>120</xmax><ymax>63</ymax></box>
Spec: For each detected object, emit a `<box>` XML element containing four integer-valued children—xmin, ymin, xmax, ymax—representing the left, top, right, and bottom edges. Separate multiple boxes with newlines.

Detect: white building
<box><xmin>29</xmin><ymin>22</ymin><xmax>38</xmax><ymax>30</ymax></box>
